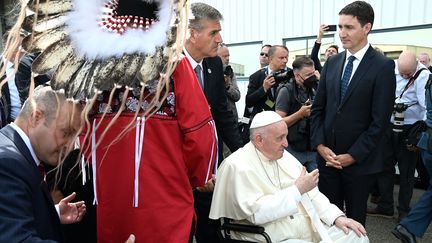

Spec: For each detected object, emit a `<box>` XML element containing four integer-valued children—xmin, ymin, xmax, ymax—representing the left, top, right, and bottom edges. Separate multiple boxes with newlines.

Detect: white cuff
<box><xmin>55</xmin><ymin>204</ymin><xmax>60</xmax><ymax>216</ymax></box>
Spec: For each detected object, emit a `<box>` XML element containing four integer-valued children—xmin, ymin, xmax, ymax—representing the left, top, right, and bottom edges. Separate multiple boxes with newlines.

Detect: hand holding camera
<box><xmin>263</xmin><ymin>75</ymin><xmax>276</xmax><ymax>91</ymax></box>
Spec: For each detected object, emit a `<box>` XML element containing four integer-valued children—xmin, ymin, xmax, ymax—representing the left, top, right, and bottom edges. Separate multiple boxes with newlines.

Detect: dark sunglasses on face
<box><xmin>260</xmin><ymin>52</ymin><xmax>268</xmax><ymax>57</ymax></box>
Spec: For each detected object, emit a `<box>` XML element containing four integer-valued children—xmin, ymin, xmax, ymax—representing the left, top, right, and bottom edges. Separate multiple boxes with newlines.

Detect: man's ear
<box><xmin>363</xmin><ymin>23</ymin><xmax>372</xmax><ymax>35</ymax></box>
<box><xmin>29</xmin><ymin>109</ymin><xmax>44</xmax><ymax>127</ymax></box>
<box><xmin>254</xmin><ymin>134</ymin><xmax>264</xmax><ymax>148</ymax></box>
<box><xmin>189</xmin><ymin>28</ymin><xmax>199</xmax><ymax>44</ymax></box>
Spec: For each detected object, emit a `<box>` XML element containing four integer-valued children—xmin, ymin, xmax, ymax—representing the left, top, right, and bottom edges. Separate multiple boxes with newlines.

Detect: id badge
<box><xmin>265</xmin><ymin>98</ymin><xmax>274</xmax><ymax>108</ymax></box>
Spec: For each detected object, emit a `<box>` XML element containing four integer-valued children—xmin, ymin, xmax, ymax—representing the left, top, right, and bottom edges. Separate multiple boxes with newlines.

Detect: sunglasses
<box><xmin>260</xmin><ymin>52</ymin><xmax>268</xmax><ymax>57</ymax></box>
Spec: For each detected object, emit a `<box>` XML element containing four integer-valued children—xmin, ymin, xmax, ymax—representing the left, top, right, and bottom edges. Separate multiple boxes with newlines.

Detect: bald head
<box><xmin>419</xmin><ymin>53</ymin><xmax>431</xmax><ymax>67</ymax></box>
<box><xmin>217</xmin><ymin>45</ymin><xmax>230</xmax><ymax>65</ymax></box>
<box><xmin>398</xmin><ymin>51</ymin><xmax>417</xmax><ymax>79</ymax></box>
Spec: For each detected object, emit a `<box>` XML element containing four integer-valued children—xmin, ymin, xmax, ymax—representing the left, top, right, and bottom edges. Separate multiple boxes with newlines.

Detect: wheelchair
<box><xmin>217</xmin><ymin>218</ymin><xmax>272</xmax><ymax>243</ymax></box>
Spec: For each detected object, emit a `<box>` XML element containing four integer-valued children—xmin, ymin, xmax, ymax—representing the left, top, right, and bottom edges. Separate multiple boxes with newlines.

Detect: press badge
<box><xmin>265</xmin><ymin>98</ymin><xmax>275</xmax><ymax>108</ymax></box>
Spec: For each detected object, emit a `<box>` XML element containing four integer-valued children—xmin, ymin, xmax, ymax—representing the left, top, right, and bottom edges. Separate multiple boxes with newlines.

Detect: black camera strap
<box><xmin>397</xmin><ymin>68</ymin><xmax>427</xmax><ymax>100</ymax></box>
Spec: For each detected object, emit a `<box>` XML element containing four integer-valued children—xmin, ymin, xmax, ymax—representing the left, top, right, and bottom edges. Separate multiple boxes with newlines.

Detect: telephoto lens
<box><xmin>392</xmin><ymin>103</ymin><xmax>408</xmax><ymax>133</ymax></box>
<box><xmin>393</xmin><ymin>111</ymin><xmax>405</xmax><ymax>132</ymax></box>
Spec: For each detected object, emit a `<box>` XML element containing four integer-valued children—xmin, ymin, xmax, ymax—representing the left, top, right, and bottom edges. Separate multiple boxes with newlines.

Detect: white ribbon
<box><xmin>74</xmin><ymin>139</ymin><xmax>87</xmax><ymax>185</ymax></box>
<box><xmin>301</xmin><ymin>195</ymin><xmax>333</xmax><ymax>243</ymax></box>
<box><xmin>81</xmin><ymin>153</ymin><xmax>87</xmax><ymax>186</ymax></box>
<box><xmin>133</xmin><ymin>116</ymin><xmax>145</xmax><ymax>207</ymax></box>
<box><xmin>91</xmin><ymin>119</ymin><xmax>98</xmax><ymax>205</ymax></box>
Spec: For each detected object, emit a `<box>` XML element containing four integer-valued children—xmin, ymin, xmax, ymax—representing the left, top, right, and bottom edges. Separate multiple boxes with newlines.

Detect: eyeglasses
<box><xmin>260</xmin><ymin>52</ymin><xmax>268</xmax><ymax>57</ymax></box>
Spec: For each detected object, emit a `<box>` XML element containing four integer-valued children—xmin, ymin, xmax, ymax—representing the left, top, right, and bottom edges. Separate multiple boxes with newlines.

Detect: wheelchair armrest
<box><xmin>221</xmin><ymin>221</ymin><xmax>265</xmax><ymax>234</ymax></box>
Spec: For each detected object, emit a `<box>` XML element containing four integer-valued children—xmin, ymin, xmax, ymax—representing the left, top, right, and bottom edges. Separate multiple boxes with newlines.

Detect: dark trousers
<box><xmin>193</xmin><ymin>190</ymin><xmax>220</xmax><ymax>243</ymax></box>
<box><xmin>318</xmin><ymin>163</ymin><xmax>376</xmax><ymax>226</ymax></box>
<box><xmin>377</xmin><ymin>126</ymin><xmax>419</xmax><ymax>214</ymax></box>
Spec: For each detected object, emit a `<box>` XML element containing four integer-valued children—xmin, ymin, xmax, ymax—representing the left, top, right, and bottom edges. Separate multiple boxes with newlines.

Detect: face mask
<box><xmin>303</xmin><ymin>75</ymin><xmax>318</xmax><ymax>89</ymax></box>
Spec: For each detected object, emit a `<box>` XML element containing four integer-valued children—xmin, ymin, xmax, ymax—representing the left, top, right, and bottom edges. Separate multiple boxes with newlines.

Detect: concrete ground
<box><xmin>366</xmin><ymin>185</ymin><xmax>432</xmax><ymax>243</ymax></box>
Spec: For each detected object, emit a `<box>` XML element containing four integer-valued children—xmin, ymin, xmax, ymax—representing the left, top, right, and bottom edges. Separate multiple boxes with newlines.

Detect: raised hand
<box><xmin>294</xmin><ymin>168</ymin><xmax>319</xmax><ymax>194</ymax></box>
<box><xmin>58</xmin><ymin>192</ymin><xmax>86</xmax><ymax>224</ymax></box>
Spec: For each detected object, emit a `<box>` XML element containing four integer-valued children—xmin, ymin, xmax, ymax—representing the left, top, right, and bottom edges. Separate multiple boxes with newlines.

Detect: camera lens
<box><xmin>393</xmin><ymin>111</ymin><xmax>405</xmax><ymax>132</ymax></box>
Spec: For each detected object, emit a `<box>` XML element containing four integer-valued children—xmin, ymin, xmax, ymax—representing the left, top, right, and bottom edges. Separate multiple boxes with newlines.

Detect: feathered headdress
<box><xmin>2</xmin><ymin>0</ymin><xmax>189</xmax><ymax>109</ymax></box>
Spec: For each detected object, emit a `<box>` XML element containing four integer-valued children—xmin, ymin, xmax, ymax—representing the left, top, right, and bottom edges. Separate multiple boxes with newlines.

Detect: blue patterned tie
<box><xmin>340</xmin><ymin>55</ymin><xmax>356</xmax><ymax>101</ymax></box>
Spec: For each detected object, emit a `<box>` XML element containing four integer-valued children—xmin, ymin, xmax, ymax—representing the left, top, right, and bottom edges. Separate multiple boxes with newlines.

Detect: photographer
<box><xmin>243</xmin><ymin>45</ymin><xmax>292</xmax><ymax>144</ymax></box>
<box><xmin>218</xmin><ymin>44</ymin><xmax>240</xmax><ymax>119</ymax></box>
<box><xmin>276</xmin><ymin>57</ymin><xmax>318</xmax><ymax>172</ymax></box>
<box><xmin>310</xmin><ymin>24</ymin><xmax>339</xmax><ymax>73</ymax></box>
<box><xmin>369</xmin><ymin>51</ymin><xmax>431</xmax><ymax>221</ymax></box>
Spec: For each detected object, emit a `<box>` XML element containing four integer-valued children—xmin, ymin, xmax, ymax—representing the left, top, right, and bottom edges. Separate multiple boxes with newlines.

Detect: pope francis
<box><xmin>209</xmin><ymin>111</ymin><xmax>369</xmax><ymax>243</ymax></box>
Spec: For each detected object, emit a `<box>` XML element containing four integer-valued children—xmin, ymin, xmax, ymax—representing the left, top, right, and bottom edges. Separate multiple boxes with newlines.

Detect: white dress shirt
<box><xmin>343</xmin><ymin>43</ymin><xmax>370</xmax><ymax>85</ymax></box>
<box><xmin>393</xmin><ymin>62</ymin><xmax>430</xmax><ymax>124</ymax></box>
<box><xmin>4</xmin><ymin>60</ymin><xmax>22</xmax><ymax>120</ymax></box>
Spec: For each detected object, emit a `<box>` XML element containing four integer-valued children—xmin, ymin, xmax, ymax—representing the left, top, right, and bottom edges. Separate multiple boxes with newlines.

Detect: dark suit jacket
<box><xmin>245</xmin><ymin>68</ymin><xmax>276</xmax><ymax>117</ymax></box>
<box><xmin>311</xmin><ymin>46</ymin><xmax>396</xmax><ymax>175</ymax></box>
<box><xmin>0</xmin><ymin>125</ymin><xmax>63</xmax><ymax>242</ymax></box>
<box><xmin>202</xmin><ymin>56</ymin><xmax>242</xmax><ymax>153</ymax></box>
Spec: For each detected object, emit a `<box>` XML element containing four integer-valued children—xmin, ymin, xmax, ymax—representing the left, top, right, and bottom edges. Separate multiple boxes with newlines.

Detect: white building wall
<box><xmin>190</xmin><ymin>0</ymin><xmax>432</xmax><ymax>117</ymax></box>
<box><xmin>192</xmin><ymin>0</ymin><xmax>432</xmax><ymax>45</ymax></box>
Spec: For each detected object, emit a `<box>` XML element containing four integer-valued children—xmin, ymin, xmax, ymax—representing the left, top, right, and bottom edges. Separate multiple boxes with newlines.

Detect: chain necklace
<box><xmin>255</xmin><ymin>148</ymin><xmax>282</xmax><ymax>189</ymax></box>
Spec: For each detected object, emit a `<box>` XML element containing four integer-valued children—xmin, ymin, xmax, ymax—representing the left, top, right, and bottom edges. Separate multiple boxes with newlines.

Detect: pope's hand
<box><xmin>294</xmin><ymin>168</ymin><xmax>319</xmax><ymax>194</ymax></box>
<box><xmin>335</xmin><ymin>216</ymin><xmax>367</xmax><ymax>237</ymax></box>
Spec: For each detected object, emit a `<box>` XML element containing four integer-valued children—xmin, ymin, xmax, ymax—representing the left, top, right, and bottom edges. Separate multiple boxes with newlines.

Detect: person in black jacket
<box><xmin>183</xmin><ymin>3</ymin><xmax>242</xmax><ymax>243</ymax></box>
<box><xmin>310</xmin><ymin>24</ymin><xmax>339</xmax><ymax>73</ymax></box>
<box><xmin>310</xmin><ymin>1</ymin><xmax>396</xmax><ymax>225</ymax></box>
<box><xmin>242</xmin><ymin>45</ymin><xmax>292</xmax><ymax>144</ymax></box>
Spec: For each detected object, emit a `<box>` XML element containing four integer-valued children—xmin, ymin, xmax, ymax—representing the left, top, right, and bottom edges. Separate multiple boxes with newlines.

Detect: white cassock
<box><xmin>209</xmin><ymin>142</ymin><xmax>369</xmax><ymax>243</ymax></box>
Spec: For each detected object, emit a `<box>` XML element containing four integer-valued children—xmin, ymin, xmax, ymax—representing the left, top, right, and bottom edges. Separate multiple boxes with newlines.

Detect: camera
<box><xmin>272</xmin><ymin>70</ymin><xmax>291</xmax><ymax>85</ymax></box>
<box><xmin>393</xmin><ymin>103</ymin><xmax>409</xmax><ymax>133</ymax></box>
<box><xmin>223</xmin><ymin>65</ymin><xmax>234</xmax><ymax>78</ymax></box>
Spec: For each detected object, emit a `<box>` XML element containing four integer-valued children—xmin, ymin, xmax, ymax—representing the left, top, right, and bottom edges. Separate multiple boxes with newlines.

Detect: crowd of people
<box><xmin>0</xmin><ymin>0</ymin><xmax>432</xmax><ymax>243</ymax></box>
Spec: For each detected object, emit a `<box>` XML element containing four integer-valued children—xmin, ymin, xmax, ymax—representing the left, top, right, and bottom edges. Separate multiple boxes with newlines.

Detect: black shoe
<box><xmin>367</xmin><ymin>207</ymin><xmax>394</xmax><ymax>218</ymax></box>
<box><xmin>392</xmin><ymin>225</ymin><xmax>417</xmax><ymax>243</ymax></box>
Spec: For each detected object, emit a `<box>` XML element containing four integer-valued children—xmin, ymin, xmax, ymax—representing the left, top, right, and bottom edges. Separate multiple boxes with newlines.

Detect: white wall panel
<box><xmin>192</xmin><ymin>0</ymin><xmax>432</xmax><ymax>45</ymax></box>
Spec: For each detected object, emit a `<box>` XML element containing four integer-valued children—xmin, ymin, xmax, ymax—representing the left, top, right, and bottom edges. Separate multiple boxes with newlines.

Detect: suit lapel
<box><xmin>202</xmin><ymin>60</ymin><xmax>209</xmax><ymax>96</ymax></box>
<box><xmin>332</xmin><ymin>53</ymin><xmax>346</xmax><ymax>104</ymax></box>
<box><xmin>340</xmin><ymin>46</ymin><xmax>375</xmax><ymax>106</ymax></box>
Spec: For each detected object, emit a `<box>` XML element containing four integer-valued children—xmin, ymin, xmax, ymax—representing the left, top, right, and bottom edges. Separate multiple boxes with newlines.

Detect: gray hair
<box><xmin>249</xmin><ymin>125</ymin><xmax>271</xmax><ymax>141</ymax></box>
<box><xmin>268</xmin><ymin>45</ymin><xmax>288</xmax><ymax>59</ymax></box>
<box><xmin>189</xmin><ymin>2</ymin><xmax>223</xmax><ymax>31</ymax></box>
<box><xmin>19</xmin><ymin>86</ymin><xmax>67</xmax><ymax>125</ymax></box>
